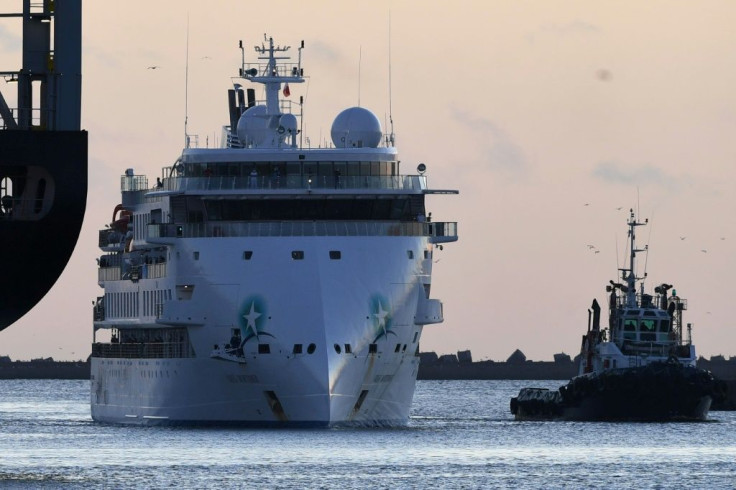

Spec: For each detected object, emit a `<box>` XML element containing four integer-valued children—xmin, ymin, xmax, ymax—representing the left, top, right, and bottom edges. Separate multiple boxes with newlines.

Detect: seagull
<box><xmin>201</xmin><ymin>56</ymin><xmax>212</xmax><ymax>60</ymax></box>
<box><xmin>147</xmin><ymin>65</ymin><xmax>160</xmax><ymax>70</ymax></box>
<box><xmin>583</xmin><ymin>203</ymin><xmax>590</xmax><ymax>207</ymax></box>
<box><xmin>594</xmin><ymin>250</ymin><xmax>600</xmax><ymax>254</ymax></box>
<box><xmin>701</xmin><ymin>249</ymin><xmax>707</xmax><ymax>253</ymax></box>
<box><xmin>616</xmin><ymin>207</ymin><xmax>623</xmax><ymax>211</ymax></box>
<box><xmin>587</xmin><ymin>244</ymin><xmax>596</xmax><ymax>249</ymax></box>
<box><xmin>679</xmin><ymin>237</ymin><xmax>686</xmax><ymax>240</ymax></box>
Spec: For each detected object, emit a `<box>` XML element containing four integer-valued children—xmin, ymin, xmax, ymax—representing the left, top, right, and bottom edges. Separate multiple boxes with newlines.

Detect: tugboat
<box><xmin>511</xmin><ymin>210</ymin><xmax>726</xmax><ymax>421</ymax></box>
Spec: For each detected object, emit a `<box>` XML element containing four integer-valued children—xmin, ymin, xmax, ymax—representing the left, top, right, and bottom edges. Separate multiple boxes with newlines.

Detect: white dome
<box><xmin>236</xmin><ymin>105</ymin><xmax>269</xmax><ymax>147</ymax></box>
<box><xmin>330</xmin><ymin>107</ymin><xmax>382</xmax><ymax>148</ymax></box>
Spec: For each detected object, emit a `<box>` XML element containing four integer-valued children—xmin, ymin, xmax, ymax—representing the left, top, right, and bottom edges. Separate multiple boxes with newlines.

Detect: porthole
<box><xmin>307</xmin><ymin>343</ymin><xmax>316</xmax><ymax>354</ymax></box>
<box><xmin>334</xmin><ymin>343</ymin><xmax>341</xmax><ymax>354</ymax></box>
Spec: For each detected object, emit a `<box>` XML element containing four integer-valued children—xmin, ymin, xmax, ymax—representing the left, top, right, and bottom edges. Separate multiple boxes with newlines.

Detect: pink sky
<box><xmin>2</xmin><ymin>0</ymin><xmax>735</xmax><ymax>362</ymax></box>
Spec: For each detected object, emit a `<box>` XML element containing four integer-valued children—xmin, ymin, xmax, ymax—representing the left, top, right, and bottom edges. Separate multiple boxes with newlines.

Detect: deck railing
<box><xmin>157</xmin><ymin>174</ymin><xmax>427</xmax><ymax>193</ymax></box>
<box><xmin>91</xmin><ymin>341</ymin><xmax>193</xmax><ymax>359</ymax></box>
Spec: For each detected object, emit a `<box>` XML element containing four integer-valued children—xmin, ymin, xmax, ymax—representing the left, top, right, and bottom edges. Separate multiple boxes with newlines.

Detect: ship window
<box><xmin>395</xmin><ymin>344</ymin><xmax>401</xmax><ymax>353</ymax></box>
<box><xmin>293</xmin><ymin>344</ymin><xmax>303</xmax><ymax>354</ymax></box>
<box><xmin>329</xmin><ymin>250</ymin><xmax>341</xmax><ymax>260</ymax></box>
<box><xmin>369</xmin><ymin>343</ymin><xmax>378</xmax><ymax>354</ymax></box>
<box><xmin>424</xmin><ymin>250</ymin><xmax>430</xmax><ymax>259</ymax></box>
<box><xmin>659</xmin><ymin>319</ymin><xmax>671</xmax><ymax>332</ymax></box>
<box><xmin>307</xmin><ymin>343</ymin><xmax>316</xmax><ymax>354</ymax></box>
<box><xmin>640</xmin><ymin>319</ymin><xmax>656</xmax><ymax>341</ymax></box>
<box><xmin>344</xmin><ymin>344</ymin><xmax>352</xmax><ymax>354</ymax></box>
<box><xmin>412</xmin><ymin>332</ymin><xmax>419</xmax><ymax>343</ymax></box>
<box><xmin>407</xmin><ymin>250</ymin><xmax>414</xmax><ymax>259</ymax></box>
<box><xmin>258</xmin><ymin>344</ymin><xmax>270</xmax><ymax>354</ymax></box>
<box><xmin>193</xmin><ymin>251</ymin><xmax>199</xmax><ymax>260</ymax></box>
<box><xmin>623</xmin><ymin>319</ymin><xmax>637</xmax><ymax>340</ymax></box>
<box><xmin>334</xmin><ymin>343</ymin><xmax>341</xmax><ymax>354</ymax></box>
<box><xmin>292</xmin><ymin>251</ymin><xmax>304</xmax><ymax>260</ymax></box>
<box><xmin>243</xmin><ymin>251</ymin><xmax>253</xmax><ymax>260</ymax></box>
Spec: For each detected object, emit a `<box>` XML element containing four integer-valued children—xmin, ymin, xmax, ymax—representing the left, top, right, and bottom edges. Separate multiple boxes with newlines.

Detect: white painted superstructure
<box><xmin>90</xmin><ymin>36</ymin><xmax>458</xmax><ymax>426</ymax></box>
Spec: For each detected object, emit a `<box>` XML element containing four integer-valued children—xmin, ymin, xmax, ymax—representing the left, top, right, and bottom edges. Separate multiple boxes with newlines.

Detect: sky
<box><xmin>1</xmin><ymin>0</ymin><xmax>735</xmax><ymax>362</ymax></box>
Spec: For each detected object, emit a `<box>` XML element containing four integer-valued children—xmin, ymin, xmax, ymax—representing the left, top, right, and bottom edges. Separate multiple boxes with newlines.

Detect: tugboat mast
<box><xmin>623</xmin><ymin>209</ymin><xmax>648</xmax><ymax>308</ymax></box>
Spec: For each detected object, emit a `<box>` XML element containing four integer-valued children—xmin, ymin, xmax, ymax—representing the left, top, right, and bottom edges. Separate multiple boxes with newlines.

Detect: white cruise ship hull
<box><xmin>91</xmin><ymin>235</ymin><xmax>432</xmax><ymax>426</ymax></box>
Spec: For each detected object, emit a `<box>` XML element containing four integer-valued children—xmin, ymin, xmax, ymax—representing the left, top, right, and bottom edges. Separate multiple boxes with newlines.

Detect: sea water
<box><xmin>1</xmin><ymin>379</ymin><xmax>734</xmax><ymax>489</ymax></box>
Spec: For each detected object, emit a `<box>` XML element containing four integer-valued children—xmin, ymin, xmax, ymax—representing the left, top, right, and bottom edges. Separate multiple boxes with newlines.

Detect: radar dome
<box><xmin>331</xmin><ymin>107</ymin><xmax>382</xmax><ymax>148</ymax></box>
<box><xmin>236</xmin><ymin>105</ymin><xmax>269</xmax><ymax>147</ymax></box>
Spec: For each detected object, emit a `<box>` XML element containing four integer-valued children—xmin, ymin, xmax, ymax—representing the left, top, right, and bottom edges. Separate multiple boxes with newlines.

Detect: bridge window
<box><xmin>623</xmin><ymin>319</ymin><xmax>637</xmax><ymax>340</ymax></box>
<box><xmin>640</xmin><ymin>319</ymin><xmax>656</xmax><ymax>341</ymax></box>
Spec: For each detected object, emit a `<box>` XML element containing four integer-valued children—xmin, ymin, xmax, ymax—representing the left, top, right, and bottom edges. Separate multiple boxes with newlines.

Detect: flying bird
<box><xmin>679</xmin><ymin>237</ymin><xmax>686</xmax><ymax>240</ymax></box>
<box><xmin>147</xmin><ymin>65</ymin><xmax>160</xmax><ymax>70</ymax></box>
<box><xmin>616</xmin><ymin>207</ymin><xmax>623</xmax><ymax>211</ymax></box>
<box><xmin>701</xmin><ymin>249</ymin><xmax>707</xmax><ymax>253</ymax></box>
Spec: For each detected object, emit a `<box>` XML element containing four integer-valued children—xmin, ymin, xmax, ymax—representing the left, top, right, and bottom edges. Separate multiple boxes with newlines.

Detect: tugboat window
<box><xmin>623</xmin><ymin>319</ymin><xmax>637</xmax><ymax>340</ymax></box>
<box><xmin>292</xmin><ymin>251</ymin><xmax>304</xmax><ymax>260</ymax></box>
<box><xmin>640</xmin><ymin>319</ymin><xmax>656</xmax><ymax>341</ymax></box>
<box><xmin>329</xmin><ymin>251</ymin><xmax>341</xmax><ymax>260</ymax></box>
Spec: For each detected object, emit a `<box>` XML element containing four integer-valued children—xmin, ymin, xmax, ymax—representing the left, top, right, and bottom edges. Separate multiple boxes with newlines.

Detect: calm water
<box><xmin>1</xmin><ymin>379</ymin><xmax>735</xmax><ymax>489</ymax></box>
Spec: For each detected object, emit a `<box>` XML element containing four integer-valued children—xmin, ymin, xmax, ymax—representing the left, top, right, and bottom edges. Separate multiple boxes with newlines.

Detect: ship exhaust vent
<box><xmin>352</xmin><ymin>390</ymin><xmax>369</xmax><ymax>415</ymax></box>
<box><xmin>264</xmin><ymin>391</ymin><xmax>288</xmax><ymax>422</ymax></box>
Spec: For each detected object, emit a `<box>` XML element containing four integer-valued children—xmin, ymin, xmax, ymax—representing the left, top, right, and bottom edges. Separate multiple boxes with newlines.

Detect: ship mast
<box><xmin>243</xmin><ymin>35</ymin><xmax>305</xmax><ymax>115</ymax></box>
<box><xmin>622</xmin><ymin>209</ymin><xmax>648</xmax><ymax>307</ymax></box>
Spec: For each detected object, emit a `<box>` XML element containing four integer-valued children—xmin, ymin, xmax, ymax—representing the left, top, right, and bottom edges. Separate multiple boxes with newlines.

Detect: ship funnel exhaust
<box><xmin>227</xmin><ymin>89</ymin><xmax>238</xmax><ymax>136</ymax></box>
<box><xmin>591</xmin><ymin>299</ymin><xmax>601</xmax><ymax>331</ymax></box>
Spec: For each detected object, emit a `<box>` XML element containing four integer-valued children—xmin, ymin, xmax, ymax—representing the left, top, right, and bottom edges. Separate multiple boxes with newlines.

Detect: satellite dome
<box><xmin>236</xmin><ymin>105</ymin><xmax>269</xmax><ymax>147</ymax></box>
<box><xmin>331</xmin><ymin>107</ymin><xmax>382</xmax><ymax>148</ymax></box>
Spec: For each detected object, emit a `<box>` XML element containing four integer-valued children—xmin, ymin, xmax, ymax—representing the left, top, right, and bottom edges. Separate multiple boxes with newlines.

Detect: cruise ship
<box><xmin>90</xmin><ymin>36</ymin><xmax>458</xmax><ymax>426</ymax></box>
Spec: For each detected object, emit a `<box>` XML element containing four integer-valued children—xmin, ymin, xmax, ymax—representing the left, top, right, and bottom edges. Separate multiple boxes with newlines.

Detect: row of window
<box><xmin>181</xmin><ymin>161</ymin><xmax>400</xmax><ymax>179</ymax></box>
<box><xmin>253</xmin><ymin>342</ymin><xmax>413</xmax><ymax>355</ymax></box>
<box><xmin>193</xmin><ymin>250</ymin><xmax>432</xmax><ymax>261</ymax></box>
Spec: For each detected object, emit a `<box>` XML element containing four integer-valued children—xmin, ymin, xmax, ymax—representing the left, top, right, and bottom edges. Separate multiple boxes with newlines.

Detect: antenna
<box><xmin>358</xmin><ymin>45</ymin><xmax>362</xmax><ymax>107</ymax></box>
<box><xmin>387</xmin><ymin>10</ymin><xmax>395</xmax><ymax>146</ymax></box>
<box><xmin>184</xmin><ymin>13</ymin><xmax>190</xmax><ymax>148</ymax></box>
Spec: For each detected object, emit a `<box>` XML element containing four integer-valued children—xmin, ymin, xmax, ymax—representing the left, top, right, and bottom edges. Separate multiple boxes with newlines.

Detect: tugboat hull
<box><xmin>511</xmin><ymin>363</ymin><xmax>725</xmax><ymax>421</ymax></box>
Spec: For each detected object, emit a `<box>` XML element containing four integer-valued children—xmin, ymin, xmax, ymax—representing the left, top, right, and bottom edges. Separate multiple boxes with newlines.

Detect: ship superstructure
<box><xmin>90</xmin><ymin>36</ymin><xmax>458</xmax><ymax>426</ymax></box>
